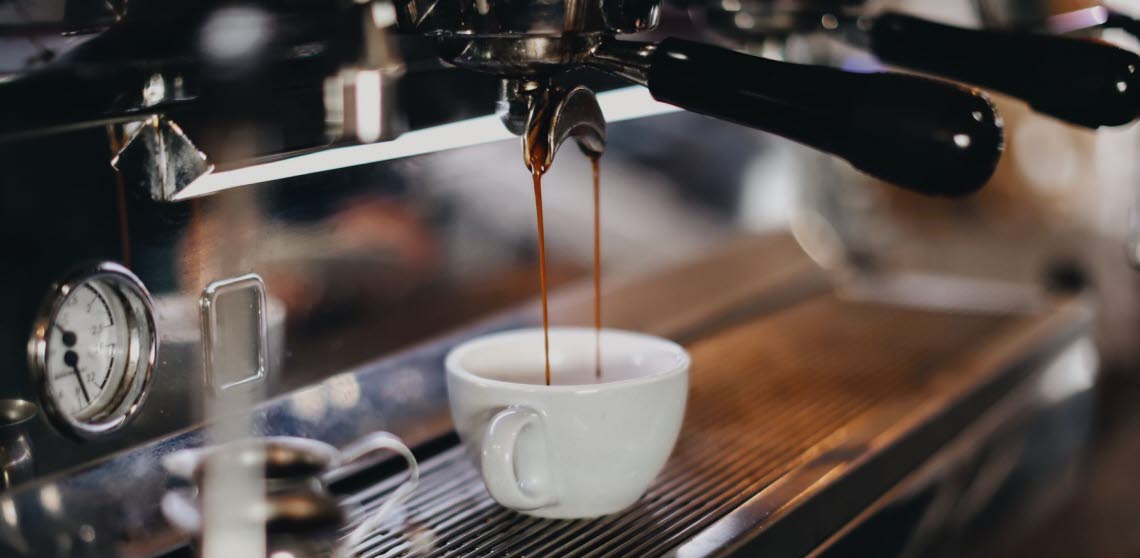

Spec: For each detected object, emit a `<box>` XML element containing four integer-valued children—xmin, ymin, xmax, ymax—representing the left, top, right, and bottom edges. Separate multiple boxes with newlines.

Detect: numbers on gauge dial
<box><xmin>45</xmin><ymin>282</ymin><xmax>128</xmax><ymax>419</ymax></box>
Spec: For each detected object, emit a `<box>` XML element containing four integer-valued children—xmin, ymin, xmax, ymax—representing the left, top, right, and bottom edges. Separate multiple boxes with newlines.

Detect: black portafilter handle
<box><xmin>867</xmin><ymin>12</ymin><xmax>1140</xmax><ymax>129</ymax></box>
<box><xmin>593</xmin><ymin>38</ymin><xmax>1003</xmax><ymax>197</ymax></box>
<box><xmin>1104</xmin><ymin>10</ymin><xmax>1140</xmax><ymax>42</ymax></box>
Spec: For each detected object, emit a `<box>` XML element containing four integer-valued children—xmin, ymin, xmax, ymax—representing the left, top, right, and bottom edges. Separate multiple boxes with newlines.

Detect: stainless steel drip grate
<box><xmin>342</xmin><ymin>295</ymin><xmax>1015</xmax><ymax>557</ymax></box>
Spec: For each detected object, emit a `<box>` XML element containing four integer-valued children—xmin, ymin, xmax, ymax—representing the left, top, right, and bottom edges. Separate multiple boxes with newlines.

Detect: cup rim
<box><xmin>445</xmin><ymin>326</ymin><xmax>690</xmax><ymax>391</ymax></box>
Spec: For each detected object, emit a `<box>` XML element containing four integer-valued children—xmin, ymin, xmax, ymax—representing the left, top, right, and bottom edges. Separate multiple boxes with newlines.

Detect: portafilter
<box><xmin>395</xmin><ymin>0</ymin><xmax>1003</xmax><ymax>196</ymax></box>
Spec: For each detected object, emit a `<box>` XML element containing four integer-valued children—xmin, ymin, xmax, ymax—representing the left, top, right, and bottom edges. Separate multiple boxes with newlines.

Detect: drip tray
<box><xmin>341</xmin><ymin>294</ymin><xmax>1086</xmax><ymax>558</ymax></box>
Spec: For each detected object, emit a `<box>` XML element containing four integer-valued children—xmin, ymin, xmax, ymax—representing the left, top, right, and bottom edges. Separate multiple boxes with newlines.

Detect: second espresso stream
<box><xmin>529</xmin><ymin>151</ymin><xmax>603</xmax><ymax>386</ymax></box>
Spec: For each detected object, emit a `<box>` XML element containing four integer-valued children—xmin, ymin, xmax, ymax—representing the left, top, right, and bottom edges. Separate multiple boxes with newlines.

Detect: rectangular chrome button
<box><xmin>200</xmin><ymin>274</ymin><xmax>268</xmax><ymax>392</ymax></box>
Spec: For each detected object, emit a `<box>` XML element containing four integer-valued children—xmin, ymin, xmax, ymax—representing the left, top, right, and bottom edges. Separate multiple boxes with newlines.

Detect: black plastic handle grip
<box><xmin>646</xmin><ymin>38</ymin><xmax>1003</xmax><ymax>197</ymax></box>
<box><xmin>1105</xmin><ymin>10</ymin><xmax>1140</xmax><ymax>42</ymax></box>
<box><xmin>869</xmin><ymin>11</ymin><xmax>1140</xmax><ymax>129</ymax></box>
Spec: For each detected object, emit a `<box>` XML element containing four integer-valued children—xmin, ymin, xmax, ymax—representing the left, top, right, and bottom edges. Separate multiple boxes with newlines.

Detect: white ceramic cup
<box><xmin>445</xmin><ymin>327</ymin><xmax>690</xmax><ymax>518</ymax></box>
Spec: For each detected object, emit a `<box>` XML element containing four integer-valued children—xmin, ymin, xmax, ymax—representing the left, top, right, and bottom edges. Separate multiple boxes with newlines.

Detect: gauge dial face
<box><xmin>46</xmin><ymin>281</ymin><xmax>131</xmax><ymax>420</ymax></box>
<box><xmin>30</xmin><ymin>263</ymin><xmax>156</xmax><ymax>438</ymax></box>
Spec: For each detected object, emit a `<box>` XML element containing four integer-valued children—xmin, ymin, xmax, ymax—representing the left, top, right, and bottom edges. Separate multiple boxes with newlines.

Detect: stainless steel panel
<box><xmin>0</xmin><ymin>110</ymin><xmax>768</xmax><ymax>481</ymax></box>
<box><xmin>0</xmin><ymin>231</ymin><xmax>823</xmax><ymax>557</ymax></box>
<box><xmin>330</xmin><ymin>295</ymin><xmax>1088</xmax><ymax>558</ymax></box>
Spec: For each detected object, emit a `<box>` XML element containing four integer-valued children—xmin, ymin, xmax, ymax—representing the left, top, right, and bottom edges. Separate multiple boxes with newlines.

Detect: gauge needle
<box><xmin>56</xmin><ymin>325</ymin><xmax>78</xmax><ymax>348</ymax></box>
<box><xmin>63</xmin><ymin>351</ymin><xmax>91</xmax><ymax>404</ymax></box>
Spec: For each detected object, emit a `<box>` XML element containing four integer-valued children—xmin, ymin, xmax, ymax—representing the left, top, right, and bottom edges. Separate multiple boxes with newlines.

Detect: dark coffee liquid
<box><xmin>529</xmin><ymin>131</ymin><xmax>602</xmax><ymax>386</ymax></box>
<box><xmin>531</xmin><ymin>168</ymin><xmax>553</xmax><ymax>386</ymax></box>
<box><xmin>591</xmin><ymin>155</ymin><xmax>602</xmax><ymax>380</ymax></box>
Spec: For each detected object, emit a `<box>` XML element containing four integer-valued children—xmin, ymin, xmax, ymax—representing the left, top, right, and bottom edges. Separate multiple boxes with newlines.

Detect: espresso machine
<box><xmin>0</xmin><ymin>0</ymin><xmax>1131</xmax><ymax>556</ymax></box>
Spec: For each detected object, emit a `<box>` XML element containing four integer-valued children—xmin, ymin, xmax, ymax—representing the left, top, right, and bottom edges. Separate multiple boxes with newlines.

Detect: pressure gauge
<box><xmin>28</xmin><ymin>262</ymin><xmax>157</xmax><ymax>439</ymax></box>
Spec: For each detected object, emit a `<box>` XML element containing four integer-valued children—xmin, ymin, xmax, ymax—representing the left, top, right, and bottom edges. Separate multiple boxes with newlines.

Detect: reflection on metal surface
<box><xmin>1047</xmin><ymin>7</ymin><xmax>1111</xmax><ymax>34</ymax></box>
<box><xmin>839</xmin><ymin>271</ymin><xmax>1045</xmax><ymax>315</ymax></box>
<box><xmin>809</xmin><ymin>336</ymin><xmax>1098</xmax><ymax>558</ymax></box>
<box><xmin>290</xmin><ymin>386</ymin><xmax>331</xmax><ymax>424</ymax></box>
<box><xmin>588</xmin><ymin>40</ymin><xmax>658</xmax><ymax>86</ymax></box>
<box><xmin>1037</xmin><ymin>337</ymin><xmax>1098</xmax><ymax>404</ymax></box>
<box><xmin>154</xmin><ymin>291</ymin><xmax>286</xmax><ymax>399</ymax></box>
<box><xmin>326</xmin><ymin>376</ymin><xmax>362</xmax><ymax>411</ymax></box>
<box><xmin>199</xmin><ymin>6</ymin><xmax>274</xmax><ymax>65</ymax></box>
<box><xmin>791</xmin><ymin>207</ymin><xmax>850</xmax><ymax>271</ymax></box>
<box><xmin>162</xmin><ymin>433</ymin><xmax>419</xmax><ymax>557</ymax></box>
<box><xmin>162</xmin><ymin>437</ymin><xmax>339</xmax><ymax>482</ymax></box>
<box><xmin>0</xmin><ymin>400</ymin><xmax>35</xmax><ymax>491</ymax></box>
<box><xmin>975</xmin><ymin>0</ymin><xmax>1048</xmax><ymax>29</ymax></box>
<box><xmin>112</xmin><ymin>116</ymin><xmax>214</xmax><ymax>202</ymax></box>
<box><xmin>399</xmin><ymin>0</ymin><xmax>660</xmax><ymax>75</ymax></box>
<box><xmin>200</xmin><ymin>274</ymin><xmax>272</xmax><ymax>393</ymax></box>
<box><xmin>378</xmin><ymin>367</ymin><xmax>426</xmax><ymax>404</ymax></box>
<box><xmin>326</xmin><ymin>0</ymin><xmax>406</xmax><ymax>148</ymax></box>
<box><xmin>324</xmin><ymin>68</ymin><xmax>401</xmax><ymax>144</ymax></box>
<box><xmin>395</xmin><ymin>0</ymin><xmax>658</xmax><ymax>37</ymax></box>
<box><xmin>0</xmin><ymin>497</ymin><xmax>24</xmax><ymax>556</ymax></box>
<box><xmin>171</xmin><ymin>86</ymin><xmax>678</xmax><ymax>200</ymax></box>
<box><xmin>37</xmin><ymin>486</ymin><xmax>61</xmax><ymax>518</ymax></box>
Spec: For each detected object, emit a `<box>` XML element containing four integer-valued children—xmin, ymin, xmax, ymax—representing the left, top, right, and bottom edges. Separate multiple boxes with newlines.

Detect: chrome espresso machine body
<box><xmin>0</xmin><ymin>0</ymin><xmax>1131</xmax><ymax>556</ymax></box>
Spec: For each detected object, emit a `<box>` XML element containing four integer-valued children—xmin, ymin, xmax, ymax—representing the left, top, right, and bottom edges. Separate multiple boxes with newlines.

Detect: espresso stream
<box><xmin>530</xmin><ymin>152</ymin><xmax>602</xmax><ymax>386</ymax></box>
<box><xmin>591</xmin><ymin>156</ymin><xmax>602</xmax><ymax>381</ymax></box>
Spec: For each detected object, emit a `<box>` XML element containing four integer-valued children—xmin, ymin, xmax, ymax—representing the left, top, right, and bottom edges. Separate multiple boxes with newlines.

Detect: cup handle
<box><xmin>339</xmin><ymin>432</ymin><xmax>420</xmax><ymax>549</ymax></box>
<box><xmin>480</xmin><ymin>406</ymin><xmax>556</xmax><ymax>510</ymax></box>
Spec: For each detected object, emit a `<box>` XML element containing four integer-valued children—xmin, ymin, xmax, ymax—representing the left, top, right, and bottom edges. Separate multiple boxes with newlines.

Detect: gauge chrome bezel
<box><xmin>27</xmin><ymin>262</ymin><xmax>158</xmax><ymax>440</ymax></box>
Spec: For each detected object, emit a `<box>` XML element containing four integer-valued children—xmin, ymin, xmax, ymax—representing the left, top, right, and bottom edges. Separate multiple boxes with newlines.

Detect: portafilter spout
<box><xmin>499</xmin><ymin>79</ymin><xmax>606</xmax><ymax>173</ymax></box>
